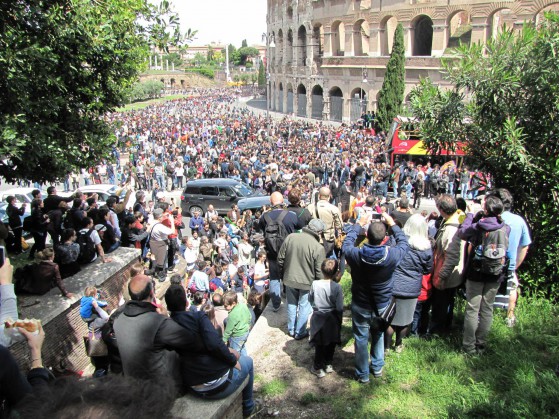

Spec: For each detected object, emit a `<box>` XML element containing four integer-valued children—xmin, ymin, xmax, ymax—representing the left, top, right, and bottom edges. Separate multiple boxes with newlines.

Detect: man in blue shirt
<box><xmin>491</xmin><ymin>189</ymin><xmax>531</xmax><ymax>327</ymax></box>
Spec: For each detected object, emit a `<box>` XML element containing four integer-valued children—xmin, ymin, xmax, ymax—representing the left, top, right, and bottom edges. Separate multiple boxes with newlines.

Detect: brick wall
<box><xmin>11</xmin><ymin>259</ymin><xmax>138</xmax><ymax>374</ymax></box>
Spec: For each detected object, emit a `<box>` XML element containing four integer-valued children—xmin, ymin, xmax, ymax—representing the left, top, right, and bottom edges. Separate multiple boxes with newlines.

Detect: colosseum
<box><xmin>266</xmin><ymin>0</ymin><xmax>559</xmax><ymax>122</ymax></box>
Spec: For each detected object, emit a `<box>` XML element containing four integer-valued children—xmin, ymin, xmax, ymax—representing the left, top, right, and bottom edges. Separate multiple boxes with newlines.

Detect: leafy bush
<box><xmin>410</xmin><ymin>13</ymin><xmax>559</xmax><ymax>298</ymax></box>
<box><xmin>183</xmin><ymin>67</ymin><xmax>214</xmax><ymax>79</ymax></box>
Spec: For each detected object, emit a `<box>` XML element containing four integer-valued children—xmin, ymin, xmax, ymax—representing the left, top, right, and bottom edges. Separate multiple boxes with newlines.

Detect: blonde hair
<box><xmin>403</xmin><ymin>214</ymin><xmax>431</xmax><ymax>251</ymax></box>
<box><xmin>84</xmin><ymin>286</ymin><xmax>97</xmax><ymax>297</ymax></box>
<box><xmin>37</xmin><ymin>248</ymin><xmax>55</xmax><ymax>261</ymax></box>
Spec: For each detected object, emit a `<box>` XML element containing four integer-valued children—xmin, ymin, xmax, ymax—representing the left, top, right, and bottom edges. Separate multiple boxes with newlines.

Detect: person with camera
<box><xmin>5</xmin><ymin>196</ymin><xmax>26</xmax><ymax>255</ymax></box>
<box><xmin>342</xmin><ymin>211</ymin><xmax>409</xmax><ymax>383</ymax></box>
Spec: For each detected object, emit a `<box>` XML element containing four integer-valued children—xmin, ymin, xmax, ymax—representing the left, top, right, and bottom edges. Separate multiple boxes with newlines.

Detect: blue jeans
<box><xmin>352</xmin><ymin>302</ymin><xmax>386</xmax><ymax>380</ymax></box>
<box><xmin>286</xmin><ymin>286</ymin><xmax>310</xmax><ymax>338</ymax></box>
<box><xmin>269</xmin><ymin>279</ymin><xmax>281</xmax><ymax>310</ymax></box>
<box><xmin>198</xmin><ymin>355</ymin><xmax>255</xmax><ymax>416</ymax></box>
<box><xmin>228</xmin><ymin>332</ymin><xmax>249</xmax><ymax>356</ymax></box>
<box><xmin>106</xmin><ymin>241</ymin><xmax>120</xmax><ymax>254</ymax></box>
<box><xmin>460</xmin><ymin>183</ymin><xmax>469</xmax><ymax>199</ymax></box>
<box><xmin>156</xmin><ymin>174</ymin><xmax>165</xmax><ymax>189</ymax></box>
<box><xmin>447</xmin><ymin>182</ymin><xmax>454</xmax><ymax>195</ymax></box>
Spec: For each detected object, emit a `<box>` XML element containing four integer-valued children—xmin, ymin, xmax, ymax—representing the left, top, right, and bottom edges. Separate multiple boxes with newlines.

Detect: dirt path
<box><xmin>246</xmin><ymin>302</ymin><xmax>357</xmax><ymax>418</ymax></box>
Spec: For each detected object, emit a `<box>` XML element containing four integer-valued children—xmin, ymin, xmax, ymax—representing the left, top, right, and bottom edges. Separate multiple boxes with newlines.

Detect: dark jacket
<box><xmin>15</xmin><ymin>260</ymin><xmax>69</xmax><ymax>296</ymax></box>
<box><xmin>30</xmin><ymin>208</ymin><xmax>49</xmax><ymax>233</ymax></box>
<box><xmin>286</xmin><ymin>205</ymin><xmax>312</xmax><ymax>229</ymax></box>
<box><xmin>343</xmin><ymin>224</ymin><xmax>409</xmax><ymax>310</ymax></box>
<box><xmin>0</xmin><ymin>346</ymin><xmax>49</xmax><ymax>417</ymax></box>
<box><xmin>6</xmin><ymin>203</ymin><xmax>24</xmax><ymax>229</ymax></box>
<box><xmin>392</xmin><ymin>247</ymin><xmax>433</xmax><ymax>298</ymax></box>
<box><xmin>170</xmin><ymin>310</ymin><xmax>237</xmax><ymax>387</ymax></box>
<box><xmin>43</xmin><ymin>194</ymin><xmax>73</xmax><ymax>214</ymax></box>
<box><xmin>113</xmin><ymin>301</ymin><xmax>204</xmax><ymax>380</ymax></box>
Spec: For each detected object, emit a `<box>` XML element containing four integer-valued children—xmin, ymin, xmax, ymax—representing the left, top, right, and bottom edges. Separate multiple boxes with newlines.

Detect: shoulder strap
<box><xmin>314</xmin><ymin>202</ymin><xmax>321</xmax><ymax>220</ymax></box>
<box><xmin>277</xmin><ymin>210</ymin><xmax>288</xmax><ymax>224</ymax></box>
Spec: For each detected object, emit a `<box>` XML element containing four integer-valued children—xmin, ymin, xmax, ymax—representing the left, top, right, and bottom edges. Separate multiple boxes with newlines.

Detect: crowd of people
<box><xmin>0</xmin><ymin>89</ymin><xmax>531</xmax><ymax>417</ymax></box>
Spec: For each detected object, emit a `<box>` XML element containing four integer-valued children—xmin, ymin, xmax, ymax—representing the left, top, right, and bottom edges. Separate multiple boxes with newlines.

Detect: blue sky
<box><xmin>174</xmin><ymin>0</ymin><xmax>267</xmax><ymax>47</ymax></box>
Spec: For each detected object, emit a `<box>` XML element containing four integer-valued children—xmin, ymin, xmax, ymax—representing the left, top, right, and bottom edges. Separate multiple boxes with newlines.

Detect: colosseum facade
<box><xmin>266</xmin><ymin>0</ymin><xmax>559</xmax><ymax>122</ymax></box>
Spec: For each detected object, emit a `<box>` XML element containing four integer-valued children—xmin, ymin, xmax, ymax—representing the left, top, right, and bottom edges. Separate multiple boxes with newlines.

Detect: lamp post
<box><xmin>262</xmin><ymin>33</ymin><xmax>276</xmax><ymax>124</ymax></box>
<box><xmin>361</xmin><ymin>68</ymin><xmax>368</xmax><ymax>117</ymax></box>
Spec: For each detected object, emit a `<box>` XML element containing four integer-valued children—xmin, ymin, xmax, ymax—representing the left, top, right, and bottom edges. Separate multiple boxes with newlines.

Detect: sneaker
<box><xmin>372</xmin><ymin>368</ymin><xmax>383</xmax><ymax>378</ymax></box>
<box><xmin>310</xmin><ymin>367</ymin><xmax>326</xmax><ymax>378</ymax></box>
<box><xmin>325</xmin><ymin>365</ymin><xmax>334</xmax><ymax>374</ymax></box>
<box><xmin>272</xmin><ymin>306</ymin><xmax>280</xmax><ymax>313</ymax></box>
<box><xmin>243</xmin><ymin>400</ymin><xmax>263</xmax><ymax>418</ymax></box>
<box><xmin>395</xmin><ymin>344</ymin><xmax>404</xmax><ymax>354</ymax></box>
<box><xmin>506</xmin><ymin>316</ymin><xmax>516</xmax><ymax>328</ymax></box>
<box><xmin>357</xmin><ymin>376</ymin><xmax>370</xmax><ymax>384</ymax></box>
<box><xmin>294</xmin><ymin>332</ymin><xmax>309</xmax><ymax>341</ymax></box>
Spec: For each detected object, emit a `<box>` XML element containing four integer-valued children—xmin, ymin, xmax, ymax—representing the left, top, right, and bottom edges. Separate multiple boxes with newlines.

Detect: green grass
<box><xmin>326</xmin><ymin>297</ymin><xmax>559</xmax><ymax>418</ymax></box>
<box><xmin>116</xmin><ymin>94</ymin><xmax>190</xmax><ymax>112</ymax></box>
<box><xmin>260</xmin><ymin>378</ymin><xmax>288</xmax><ymax>398</ymax></box>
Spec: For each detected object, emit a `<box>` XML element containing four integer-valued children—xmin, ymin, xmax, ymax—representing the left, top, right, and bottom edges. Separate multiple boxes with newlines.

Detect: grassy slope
<box><xmin>328</xmin><ymin>274</ymin><xmax>559</xmax><ymax>418</ymax></box>
<box><xmin>116</xmin><ymin>94</ymin><xmax>191</xmax><ymax>112</ymax></box>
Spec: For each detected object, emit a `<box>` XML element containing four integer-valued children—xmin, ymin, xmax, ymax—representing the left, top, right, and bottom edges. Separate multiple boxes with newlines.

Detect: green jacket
<box><xmin>223</xmin><ymin>303</ymin><xmax>251</xmax><ymax>342</ymax></box>
<box><xmin>277</xmin><ymin>228</ymin><xmax>326</xmax><ymax>291</ymax></box>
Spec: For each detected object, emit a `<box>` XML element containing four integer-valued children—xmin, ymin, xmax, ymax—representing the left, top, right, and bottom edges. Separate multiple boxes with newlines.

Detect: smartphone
<box><xmin>372</xmin><ymin>213</ymin><xmax>383</xmax><ymax>220</ymax></box>
<box><xmin>0</xmin><ymin>246</ymin><xmax>5</xmax><ymax>269</ymax></box>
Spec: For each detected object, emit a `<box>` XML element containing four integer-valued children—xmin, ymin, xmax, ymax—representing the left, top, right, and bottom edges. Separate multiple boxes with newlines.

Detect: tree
<box><xmin>0</xmin><ymin>0</ymin><xmax>194</xmax><ymax>182</ymax></box>
<box><xmin>408</xmin><ymin>78</ymin><xmax>469</xmax><ymax>155</ymax></box>
<box><xmin>206</xmin><ymin>45</ymin><xmax>214</xmax><ymax>62</ymax></box>
<box><xmin>376</xmin><ymin>23</ymin><xmax>406</xmax><ymax>131</ymax></box>
<box><xmin>241</xmin><ymin>39</ymin><xmax>248</xmax><ymax>48</ymax></box>
<box><xmin>411</xmin><ymin>14</ymin><xmax>559</xmax><ymax>296</ymax></box>
<box><xmin>235</xmin><ymin>47</ymin><xmax>260</xmax><ymax>66</ymax></box>
<box><xmin>258</xmin><ymin>63</ymin><xmax>266</xmax><ymax>87</ymax></box>
<box><xmin>162</xmin><ymin>52</ymin><xmax>182</xmax><ymax>68</ymax></box>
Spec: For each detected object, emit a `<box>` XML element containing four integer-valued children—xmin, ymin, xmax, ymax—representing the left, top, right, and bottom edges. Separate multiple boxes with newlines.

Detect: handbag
<box><xmin>371</xmin><ymin>297</ymin><xmax>397</xmax><ymax>332</ymax></box>
<box><xmin>21</xmin><ymin>237</ymin><xmax>30</xmax><ymax>251</ymax></box>
<box><xmin>84</xmin><ymin>329</ymin><xmax>108</xmax><ymax>357</ymax></box>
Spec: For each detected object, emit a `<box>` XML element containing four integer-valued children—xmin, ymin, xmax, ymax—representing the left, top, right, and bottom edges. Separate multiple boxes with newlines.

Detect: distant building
<box><xmin>266</xmin><ymin>0</ymin><xmax>559</xmax><ymax>122</ymax></box>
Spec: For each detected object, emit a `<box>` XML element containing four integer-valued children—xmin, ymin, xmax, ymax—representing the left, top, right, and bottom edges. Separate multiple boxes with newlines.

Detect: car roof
<box><xmin>77</xmin><ymin>184</ymin><xmax>117</xmax><ymax>192</ymax></box>
<box><xmin>186</xmin><ymin>178</ymin><xmax>240</xmax><ymax>186</ymax></box>
<box><xmin>1</xmin><ymin>187</ymin><xmax>46</xmax><ymax>195</ymax></box>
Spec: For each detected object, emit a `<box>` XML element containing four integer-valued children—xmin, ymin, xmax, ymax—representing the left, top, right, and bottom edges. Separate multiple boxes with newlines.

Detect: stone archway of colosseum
<box><xmin>534</xmin><ymin>1</ymin><xmax>559</xmax><ymax>25</ymax></box>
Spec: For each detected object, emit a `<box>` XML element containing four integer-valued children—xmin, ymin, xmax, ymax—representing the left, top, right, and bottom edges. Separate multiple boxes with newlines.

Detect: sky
<box><xmin>173</xmin><ymin>0</ymin><xmax>267</xmax><ymax>48</ymax></box>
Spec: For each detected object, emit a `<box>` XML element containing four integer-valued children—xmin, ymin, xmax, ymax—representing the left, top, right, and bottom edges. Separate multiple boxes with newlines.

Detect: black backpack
<box><xmin>77</xmin><ymin>229</ymin><xmax>97</xmax><ymax>264</ymax></box>
<box><xmin>263</xmin><ymin>210</ymin><xmax>289</xmax><ymax>258</ymax></box>
<box><xmin>470</xmin><ymin>225</ymin><xmax>509</xmax><ymax>278</ymax></box>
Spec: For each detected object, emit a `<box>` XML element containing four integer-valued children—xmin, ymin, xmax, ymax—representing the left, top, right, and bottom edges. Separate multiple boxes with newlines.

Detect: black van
<box><xmin>180</xmin><ymin>178</ymin><xmax>266</xmax><ymax>216</ymax></box>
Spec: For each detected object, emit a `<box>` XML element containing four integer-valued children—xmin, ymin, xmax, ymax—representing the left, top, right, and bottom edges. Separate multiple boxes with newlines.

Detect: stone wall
<box><xmin>11</xmin><ymin>248</ymin><xmax>141</xmax><ymax>373</ymax></box>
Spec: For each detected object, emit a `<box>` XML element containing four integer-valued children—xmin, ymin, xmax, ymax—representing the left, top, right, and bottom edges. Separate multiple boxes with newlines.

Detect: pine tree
<box><xmin>377</xmin><ymin>23</ymin><xmax>406</xmax><ymax>131</ymax></box>
<box><xmin>258</xmin><ymin>63</ymin><xmax>266</xmax><ymax>87</ymax></box>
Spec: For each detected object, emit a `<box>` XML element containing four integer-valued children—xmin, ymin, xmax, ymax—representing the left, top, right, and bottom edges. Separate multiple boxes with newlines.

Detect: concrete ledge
<box><xmin>12</xmin><ymin>247</ymin><xmax>141</xmax><ymax>372</ymax></box>
<box><xmin>171</xmin><ymin>376</ymin><xmax>248</xmax><ymax>419</ymax></box>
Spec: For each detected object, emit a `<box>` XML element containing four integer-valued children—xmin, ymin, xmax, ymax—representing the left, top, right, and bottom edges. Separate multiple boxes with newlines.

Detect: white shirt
<box><xmin>79</xmin><ymin>228</ymin><xmax>102</xmax><ymax>262</ymax></box>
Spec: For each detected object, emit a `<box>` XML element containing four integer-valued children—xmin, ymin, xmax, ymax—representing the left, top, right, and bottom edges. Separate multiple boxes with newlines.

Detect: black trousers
<box><xmin>12</xmin><ymin>227</ymin><xmax>23</xmax><ymax>253</ymax></box>
<box><xmin>314</xmin><ymin>343</ymin><xmax>336</xmax><ymax>370</ymax></box>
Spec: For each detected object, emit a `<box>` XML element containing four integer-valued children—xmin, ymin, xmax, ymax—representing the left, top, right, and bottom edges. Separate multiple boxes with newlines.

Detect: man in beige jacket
<box><xmin>307</xmin><ymin>187</ymin><xmax>342</xmax><ymax>257</ymax></box>
<box><xmin>429</xmin><ymin>194</ymin><xmax>466</xmax><ymax>335</ymax></box>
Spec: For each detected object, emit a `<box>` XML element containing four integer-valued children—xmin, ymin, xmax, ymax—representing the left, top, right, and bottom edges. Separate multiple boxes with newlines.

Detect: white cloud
<box><xmin>173</xmin><ymin>0</ymin><xmax>267</xmax><ymax>47</ymax></box>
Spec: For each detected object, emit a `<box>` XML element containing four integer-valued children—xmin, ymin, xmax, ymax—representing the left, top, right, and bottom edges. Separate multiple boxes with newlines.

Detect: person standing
<box><xmin>259</xmin><ymin>192</ymin><xmax>299</xmax><ymax>312</ymax></box>
<box><xmin>429</xmin><ymin>194</ymin><xmax>466</xmax><ymax>335</ymax></box>
<box><xmin>148</xmin><ymin>208</ymin><xmax>175</xmax><ymax>282</ymax></box>
<box><xmin>458</xmin><ymin>196</ymin><xmax>510</xmax><ymax>354</ymax></box>
<box><xmin>342</xmin><ymin>212</ymin><xmax>409</xmax><ymax>383</ymax></box>
<box><xmin>6</xmin><ymin>196</ymin><xmax>26</xmax><ymax>255</ymax></box>
<box><xmin>307</xmin><ymin>187</ymin><xmax>343</xmax><ymax>258</ymax></box>
<box><xmin>491</xmin><ymin>189</ymin><xmax>531</xmax><ymax>327</ymax></box>
<box><xmin>28</xmin><ymin>199</ymin><xmax>49</xmax><ymax>260</ymax></box>
<box><xmin>277</xmin><ymin>219</ymin><xmax>326</xmax><ymax>340</ymax></box>
<box><xmin>459</xmin><ymin>167</ymin><xmax>471</xmax><ymax>200</ymax></box>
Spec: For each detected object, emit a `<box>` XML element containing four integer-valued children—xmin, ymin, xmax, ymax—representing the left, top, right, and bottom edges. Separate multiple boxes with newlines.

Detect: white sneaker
<box><xmin>325</xmin><ymin>365</ymin><xmax>334</xmax><ymax>374</ymax></box>
<box><xmin>310</xmin><ymin>367</ymin><xmax>326</xmax><ymax>378</ymax></box>
<box><xmin>506</xmin><ymin>316</ymin><xmax>516</xmax><ymax>328</ymax></box>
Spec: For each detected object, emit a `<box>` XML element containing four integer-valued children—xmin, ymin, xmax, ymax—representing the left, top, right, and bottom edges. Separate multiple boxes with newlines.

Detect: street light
<box><xmin>262</xmin><ymin>33</ymin><xmax>276</xmax><ymax>130</ymax></box>
<box><xmin>361</xmin><ymin>68</ymin><xmax>368</xmax><ymax>116</ymax></box>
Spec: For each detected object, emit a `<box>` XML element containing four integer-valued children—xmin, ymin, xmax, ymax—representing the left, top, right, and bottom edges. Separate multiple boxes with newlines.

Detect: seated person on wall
<box><xmin>77</xmin><ymin>217</ymin><xmax>113</xmax><ymax>265</ymax></box>
<box><xmin>54</xmin><ymin>228</ymin><xmax>81</xmax><ymax>279</ymax></box>
<box><xmin>14</xmin><ymin>248</ymin><xmax>74</xmax><ymax>299</ymax></box>
<box><xmin>164</xmin><ymin>285</ymin><xmax>257</xmax><ymax>418</ymax></box>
